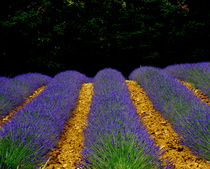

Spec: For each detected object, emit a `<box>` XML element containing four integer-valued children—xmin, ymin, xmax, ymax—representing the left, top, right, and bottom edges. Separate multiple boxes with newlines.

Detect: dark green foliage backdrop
<box><xmin>0</xmin><ymin>0</ymin><xmax>209</xmax><ymax>77</ymax></box>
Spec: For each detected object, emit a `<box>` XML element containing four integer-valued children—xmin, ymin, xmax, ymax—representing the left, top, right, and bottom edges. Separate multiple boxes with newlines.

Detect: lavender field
<box><xmin>0</xmin><ymin>62</ymin><xmax>209</xmax><ymax>169</ymax></box>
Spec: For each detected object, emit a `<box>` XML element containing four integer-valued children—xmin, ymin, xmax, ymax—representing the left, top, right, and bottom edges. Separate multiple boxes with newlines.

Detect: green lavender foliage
<box><xmin>85</xmin><ymin>132</ymin><xmax>160</xmax><ymax>169</ymax></box>
<box><xmin>0</xmin><ymin>133</ymin><xmax>44</xmax><ymax>169</ymax></box>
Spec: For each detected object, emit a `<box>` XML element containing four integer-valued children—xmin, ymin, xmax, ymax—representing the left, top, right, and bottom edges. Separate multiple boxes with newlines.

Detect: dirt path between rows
<box><xmin>44</xmin><ymin>83</ymin><xmax>93</xmax><ymax>169</ymax></box>
<box><xmin>0</xmin><ymin>86</ymin><xmax>46</xmax><ymax>128</ymax></box>
<box><xmin>126</xmin><ymin>80</ymin><xmax>210</xmax><ymax>169</ymax></box>
<box><xmin>176</xmin><ymin>79</ymin><xmax>210</xmax><ymax>105</ymax></box>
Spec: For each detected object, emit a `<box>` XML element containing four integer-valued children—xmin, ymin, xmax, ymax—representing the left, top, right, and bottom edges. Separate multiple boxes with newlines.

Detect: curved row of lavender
<box><xmin>129</xmin><ymin>67</ymin><xmax>210</xmax><ymax>161</ymax></box>
<box><xmin>163</xmin><ymin>62</ymin><xmax>210</xmax><ymax>97</ymax></box>
<box><xmin>0</xmin><ymin>73</ymin><xmax>52</xmax><ymax>118</ymax></box>
<box><xmin>0</xmin><ymin>71</ymin><xmax>89</xmax><ymax>168</ymax></box>
<box><xmin>76</xmin><ymin>68</ymin><xmax>171</xmax><ymax>169</ymax></box>
<box><xmin>0</xmin><ymin>77</ymin><xmax>10</xmax><ymax>86</ymax></box>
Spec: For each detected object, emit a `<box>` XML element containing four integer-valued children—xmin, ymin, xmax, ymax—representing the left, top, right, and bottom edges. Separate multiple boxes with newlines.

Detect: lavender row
<box><xmin>0</xmin><ymin>73</ymin><xmax>52</xmax><ymax>118</ymax></box>
<box><xmin>0</xmin><ymin>71</ymin><xmax>89</xmax><ymax>168</ymax></box>
<box><xmin>163</xmin><ymin>62</ymin><xmax>210</xmax><ymax>97</ymax></box>
<box><xmin>76</xmin><ymin>68</ymin><xmax>169</xmax><ymax>169</ymax></box>
<box><xmin>0</xmin><ymin>76</ymin><xmax>10</xmax><ymax>86</ymax></box>
<box><xmin>129</xmin><ymin>67</ymin><xmax>210</xmax><ymax>161</ymax></box>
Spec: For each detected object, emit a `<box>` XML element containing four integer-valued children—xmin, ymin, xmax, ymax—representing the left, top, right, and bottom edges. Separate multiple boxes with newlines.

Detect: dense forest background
<box><xmin>0</xmin><ymin>0</ymin><xmax>209</xmax><ymax>78</ymax></box>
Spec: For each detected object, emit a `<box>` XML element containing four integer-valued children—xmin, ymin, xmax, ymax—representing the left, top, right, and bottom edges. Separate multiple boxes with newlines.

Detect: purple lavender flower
<box><xmin>163</xmin><ymin>62</ymin><xmax>210</xmax><ymax>97</ymax></box>
<box><xmin>77</xmin><ymin>68</ymin><xmax>168</xmax><ymax>169</ymax></box>
<box><xmin>129</xmin><ymin>66</ymin><xmax>210</xmax><ymax>161</ymax></box>
<box><xmin>0</xmin><ymin>77</ymin><xmax>10</xmax><ymax>86</ymax></box>
<box><xmin>0</xmin><ymin>73</ymin><xmax>52</xmax><ymax>118</ymax></box>
<box><xmin>0</xmin><ymin>71</ymin><xmax>89</xmax><ymax>168</ymax></box>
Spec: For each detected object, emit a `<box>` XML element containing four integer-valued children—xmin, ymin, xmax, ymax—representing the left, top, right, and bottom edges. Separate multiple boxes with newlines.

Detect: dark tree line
<box><xmin>0</xmin><ymin>0</ymin><xmax>209</xmax><ymax>78</ymax></box>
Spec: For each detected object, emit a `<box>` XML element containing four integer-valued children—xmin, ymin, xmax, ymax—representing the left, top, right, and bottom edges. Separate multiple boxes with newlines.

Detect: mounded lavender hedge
<box><xmin>0</xmin><ymin>71</ymin><xmax>89</xmax><ymax>168</ymax></box>
<box><xmin>129</xmin><ymin>66</ymin><xmax>210</xmax><ymax>161</ymax></box>
<box><xmin>163</xmin><ymin>62</ymin><xmax>210</xmax><ymax>97</ymax></box>
<box><xmin>0</xmin><ymin>77</ymin><xmax>10</xmax><ymax>86</ymax></box>
<box><xmin>0</xmin><ymin>73</ymin><xmax>52</xmax><ymax>118</ymax></box>
<box><xmin>76</xmin><ymin>68</ymin><xmax>171</xmax><ymax>169</ymax></box>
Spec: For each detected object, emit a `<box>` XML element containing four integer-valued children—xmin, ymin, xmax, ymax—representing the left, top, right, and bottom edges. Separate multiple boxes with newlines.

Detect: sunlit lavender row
<box><xmin>129</xmin><ymin>66</ymin><xmax>210</xmax><ymax>161</ymax></box>
<box><xmin>0</xmin><ymin>71</ymin><xmax>89</xmax><ymax>168</ymax></box>
<box><xmin>163</xmin><ymin>62</ymin><xmax>210</xmax><ymax>97</ymax></box>
<box><xmin>76</xmin><ymin>69</ymin><xmax>171</xmax><ymax>169</ymax></box>
<box><xmin>0</xmin><ymin>73</ymin><xmax>52</xmax><ymax>118</ymax></box>
<box><xmin>0</xmin><ymin>77</ymin><xmax>10</xmax><ymax>85</ymax></box>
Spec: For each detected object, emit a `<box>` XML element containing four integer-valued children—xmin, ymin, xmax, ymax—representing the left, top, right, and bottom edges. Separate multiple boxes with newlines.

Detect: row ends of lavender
<box><xmin>0</xmin><ymin>76</ymin><xmax>10</xmax><ymax>86</ymax></box>
<box><xmin>163</xmin><ymin>62</ymin><xmax>210</xmax><ymax>97</ymax></box>
<box><xmin>129</xmin><ymin>66</ymin><xmax>210</xmax><ymax>161</ymax></box>
<box><xmin>76</xmin><ymin>68</ymin><xmax>172</xmax><ymax>169</ymax></box>
<box><xmin>0</xmin><ymin>71</ymin><xmax>90</xmax><ymax>169</ymax></box>
<box><xmin>0</xmin><ymin>73</ymin><xmax>52</xmax><ymax>118</ymax></box>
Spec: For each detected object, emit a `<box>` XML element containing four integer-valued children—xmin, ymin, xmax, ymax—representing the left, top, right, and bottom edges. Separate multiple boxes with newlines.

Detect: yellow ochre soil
<box><xmin>0</xmin><ymin>86</ymin><xmax>46</xmax><ymax>128</ymax></box>
<box><xmin>43</xmin><ymin>83</ymin><xmax>93</xmax><ymax>169</ymax></box>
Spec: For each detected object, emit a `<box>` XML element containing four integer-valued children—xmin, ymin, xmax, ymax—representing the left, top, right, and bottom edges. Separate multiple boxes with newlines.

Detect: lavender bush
<box><xmin>0</xmin><ymin>73</ymin><xmax>52</xmax><ymax>118</ymax></box>
<box><xmin>0</xmin><ymin>77</ymin><xmax>10</xmax><ymax>86</ymax></box>
<box><xmin>129</xmin><ymin>66</ymin><xmax>210</xmax><ymax>161</ymax></box>
<box><xmin>0</xmin><ymin>71</ymin><xmax>89</xmax><ymax>168</ymax></box>
<box><xmin>76</xmin><ymin>68</ymin><xmax>171</xmax><ymax>169</ymax></box>
<box><xmin>163</xmin><ymin>62</ymin><xmax>210</xmax><ymax>97</ymax></box>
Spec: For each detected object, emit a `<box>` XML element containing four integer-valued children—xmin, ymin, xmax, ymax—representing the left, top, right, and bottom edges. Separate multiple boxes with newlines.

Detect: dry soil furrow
<box><xmin>176</xmin><ymin>79</ymin><xmax>210</xmax><ymax>105</ymax></box>
<box><xmin>44</xmin><ymin>83</ymin><xmax>93</xmax><ymax>169</ymax></box>
<box><xmin>0</xmin><ymin>86</ymin><xmax>46</xmax><ymax>128</ymax></box>
<box><xmin>126</xmin><ymin>80</ymin><xmax>210</xmax><ymax>169</ymax></box>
